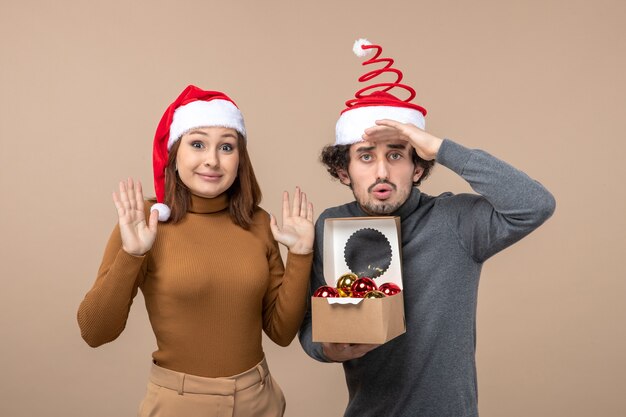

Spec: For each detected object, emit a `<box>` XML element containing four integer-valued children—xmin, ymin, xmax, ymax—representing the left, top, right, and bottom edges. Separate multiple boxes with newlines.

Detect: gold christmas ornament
<box><xmin>364</xmin><ymin>290</ymin><xmax>386</xmax><ymax>299</ymax></box>
<box><xmin>336</xmin><ymin>273</ymin><xmax>358</xmax><ymax>297</ymax></box>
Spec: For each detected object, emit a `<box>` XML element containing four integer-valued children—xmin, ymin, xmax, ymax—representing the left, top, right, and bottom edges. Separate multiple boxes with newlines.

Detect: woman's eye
<box><xmin>220</xmin><ymin>144</ymin><xmax>234</xmax><ymax>152</ymax></box>
<box><xmin>191</xmin><ymin>141</ymin><xmax>204</xmax><ymax>149</ymax></box>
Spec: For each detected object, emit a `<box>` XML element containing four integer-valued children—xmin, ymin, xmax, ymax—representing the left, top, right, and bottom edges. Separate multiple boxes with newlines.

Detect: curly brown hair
<box><xmin>320</xmin><ymin>144</ymin><xmax>435</xmax><ymax>187</ymax></box>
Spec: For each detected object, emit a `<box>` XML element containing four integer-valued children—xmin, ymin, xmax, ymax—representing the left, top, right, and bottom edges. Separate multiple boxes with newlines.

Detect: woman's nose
<box><xmin>204</xmin><ymin>150</ymin><xmax>219</xmax><ymax>167</ymax></box>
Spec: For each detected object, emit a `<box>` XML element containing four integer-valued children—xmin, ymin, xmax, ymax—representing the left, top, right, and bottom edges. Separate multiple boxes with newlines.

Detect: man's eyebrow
<box><xmin>354</xmin><ymin>145</ymin><xmax>376</xmax><ymax>153</ymax></box>
<box><xmin>387</xmin><ymin>143</ymin><xmax>408</xmax><ymax>150</ymax></box>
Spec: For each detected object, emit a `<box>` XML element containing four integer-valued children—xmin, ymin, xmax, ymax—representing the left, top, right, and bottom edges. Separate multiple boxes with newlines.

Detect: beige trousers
<box><xmin>137</xmin><ymin>357</ymin><xmax>286</xmax><ymax>417</ymax></box>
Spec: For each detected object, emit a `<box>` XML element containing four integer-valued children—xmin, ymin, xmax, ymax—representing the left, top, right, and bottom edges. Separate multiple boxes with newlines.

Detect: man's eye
<box><xmin>389</xmin><ymin>152</ymin><xmax>402</xmax><ymax>160</ymax></box>
<box><xmin>360</xmin><ymin>154</ymin><xmax>372</xmax><ymax>162</ymax></box>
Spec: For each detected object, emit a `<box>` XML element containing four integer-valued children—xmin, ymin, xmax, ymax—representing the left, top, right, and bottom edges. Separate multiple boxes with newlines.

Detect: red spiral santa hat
<box><xmin>335</xmin><ymin>39</ymin><xmax>427</xmax><ymax>145</ymax></box>
<box><xmin>151</xmin><ymin>85</ymin><xmax>246</xmax><ymax>221</ymax></box>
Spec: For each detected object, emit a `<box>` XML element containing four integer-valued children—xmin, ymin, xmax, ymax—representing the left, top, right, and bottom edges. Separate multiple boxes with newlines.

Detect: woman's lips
<box><xmin>196</xmin><ymin>172</ymin><xmax>222</xmax><ymax>182</ymax></box>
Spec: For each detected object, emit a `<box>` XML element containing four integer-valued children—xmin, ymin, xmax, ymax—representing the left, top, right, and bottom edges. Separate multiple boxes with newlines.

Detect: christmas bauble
<box><xmin>313</xmin><ymin>285</ymin><xmax>339</xmax><ymax>298</ymax></box>
<box><xmin>378</xmin><ymin>282</ymin><xmax>402</xmax><ymax>296</ymax></box>
<box><xmin>351</xmin><ymin>277</ymin><xmax>378</xmax><ymax>298</ymax></box>
<box><xmin>336</xmin><ymin>273</ymin><xmax>358</xmax><ymax>297</ymax></box>
<box><xmin>364</xmin><ymin>290</ymin><xmax>386</xmax><ymax>299</ymax></box>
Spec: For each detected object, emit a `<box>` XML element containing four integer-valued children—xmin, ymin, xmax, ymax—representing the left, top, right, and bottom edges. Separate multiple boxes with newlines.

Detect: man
<box><xmin>298</xmin><ymin>39</ymin><xmax>556</xmax><ymax>417</ymax></box>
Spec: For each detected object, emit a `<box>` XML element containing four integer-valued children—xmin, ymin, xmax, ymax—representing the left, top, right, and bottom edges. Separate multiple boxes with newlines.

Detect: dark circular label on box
<box><xmin>343</xmin><ymin>228</ymin><xmax>392</xmax><ymax>279</ymax></box>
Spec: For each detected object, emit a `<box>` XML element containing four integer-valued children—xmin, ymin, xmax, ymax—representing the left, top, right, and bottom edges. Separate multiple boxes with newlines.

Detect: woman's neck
<box><xmin>188</xmin><ymin>193</ymin><xmax>229</xmax><ymax>214</ymax></box>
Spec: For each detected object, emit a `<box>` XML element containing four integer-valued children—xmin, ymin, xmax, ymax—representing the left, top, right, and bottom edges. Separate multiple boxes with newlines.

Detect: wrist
<box><xmin>288</xmin><ymin>243</ymin><xmax>313</xmax><ymax>255</ymax></box>
<box><xmin>425</xmin><ymin>136</ymin><xmax>443</xmax><ymax>160</ymax></box>
<box><xmin>122</xmin><ymin>247</ymin><xmax>147</xmax><ymax>257</ymax></box>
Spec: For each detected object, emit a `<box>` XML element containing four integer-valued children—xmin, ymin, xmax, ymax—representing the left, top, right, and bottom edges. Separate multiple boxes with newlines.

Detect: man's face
<box><xmin>338</xmin><ymin>139</ymin><xmax>424</xmax><ymax>215</ymax></box>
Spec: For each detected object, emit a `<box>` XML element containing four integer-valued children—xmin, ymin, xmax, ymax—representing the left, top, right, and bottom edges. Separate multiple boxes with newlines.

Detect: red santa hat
<box><xmin>335</xmin><ymin>39</ymin><xmax>427</xmax><ymax>145</ymax></box>
<box><xmin>151</xmin><ymin>85</ymin><xmax>246</xmax><ymax>221</ymax></box>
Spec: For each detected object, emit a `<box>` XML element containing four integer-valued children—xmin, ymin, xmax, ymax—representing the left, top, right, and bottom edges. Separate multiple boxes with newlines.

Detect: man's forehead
<box><xmin>350</xmin><ymin>139</ymin><xmax>409</xmax><ymax>152</ymax></box>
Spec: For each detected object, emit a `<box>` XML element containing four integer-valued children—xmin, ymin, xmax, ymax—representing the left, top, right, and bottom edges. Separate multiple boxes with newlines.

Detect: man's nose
<box><xmin>376</xmin><ymin>160</ymin><xmax>389</xmax><ymax>180</ymax></box>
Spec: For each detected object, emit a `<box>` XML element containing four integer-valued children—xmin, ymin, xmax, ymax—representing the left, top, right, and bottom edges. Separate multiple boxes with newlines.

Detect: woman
<box><xmin>77</xmin><ymin>85</ymin><xmax>314</xmax><ymax>417</ymax></box>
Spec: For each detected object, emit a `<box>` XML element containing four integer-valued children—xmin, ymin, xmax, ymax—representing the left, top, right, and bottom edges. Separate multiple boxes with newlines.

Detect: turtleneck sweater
<box><xmin>299</xmin><ymin>139</ymin><xmax>555</xmax><ymax>417</ymax></box>
<box><xmin>78</xmin><ymin>193</ymin><xmax>313</xmax><ymax>377</ymax></box>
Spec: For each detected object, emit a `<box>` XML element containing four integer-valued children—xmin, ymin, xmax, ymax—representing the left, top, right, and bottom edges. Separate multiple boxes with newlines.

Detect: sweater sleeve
<box><xmin>77</xmin><ymin>224</ymin><xmax>148</xmax><ymax>347</ymax></box>
<box><xmin>298</xmin><ymin>213</ymin><xmax>333</xmax><ymax>362</ymax></box>
<box><xmin>436</xmin><ymin>139</ymin><xmax>556</xmax><ymax>263</ymax></box>
<box><xmin>262</xmin><ymin>222</ymin><xmax>314</xmax><ymax>347</ymax></box>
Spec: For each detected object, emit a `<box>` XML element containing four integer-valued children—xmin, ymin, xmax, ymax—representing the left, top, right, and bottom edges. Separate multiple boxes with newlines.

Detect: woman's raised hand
<box><xmin>112</xmin><ymin>178</ymin><xmax>158</xmax><ymax>256</ymax></box>
<box><xmin>270</xmin><ymin>187</ymin><xmax>314</xmax><ymax>255</ymax></box>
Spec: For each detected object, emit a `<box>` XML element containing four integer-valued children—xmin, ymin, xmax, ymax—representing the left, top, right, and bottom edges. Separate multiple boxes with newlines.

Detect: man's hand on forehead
<box><xmin>361</xmin><ymin>121</ymin><xmax>409</xmax><ymax>144</ymax></box>
<box><xmin>363</xmin><ymin>119</ymin><xmax>443</xmax><ymax>161</ymax></box>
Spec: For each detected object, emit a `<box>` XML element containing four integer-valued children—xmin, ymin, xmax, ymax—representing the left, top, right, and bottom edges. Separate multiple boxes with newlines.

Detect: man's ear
<box><xmin>413</xmin><ymin>165</ymin><xmax>425</xmax><ymax>183</ymax></box>
<box><xmin>337</xmin><ymin>169</ymin><xmax>351</xmax><ymax>186</ymax></box>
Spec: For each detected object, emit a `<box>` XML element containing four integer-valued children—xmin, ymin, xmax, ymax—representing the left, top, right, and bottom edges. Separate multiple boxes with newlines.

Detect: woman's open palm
<box><xmin>270</xmin><ymin>187</ymin><xmax>314</xmax><ymax>255</ymax></box>
<box><xmin>112</xmin><ymin>178</ymin><xmax>158</xmax><ymax>256</ymax></box>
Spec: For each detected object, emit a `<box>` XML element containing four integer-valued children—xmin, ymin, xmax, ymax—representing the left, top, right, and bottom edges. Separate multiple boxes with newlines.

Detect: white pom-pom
<box><xmin>150</xmin><ymin>203</ymin><xmax>171</xmax><ymax>222</ymax></box>
<box><xmin>353</xmin><ymin>38</ymin><xmax>373</xmax><ymax>57</ymax></box>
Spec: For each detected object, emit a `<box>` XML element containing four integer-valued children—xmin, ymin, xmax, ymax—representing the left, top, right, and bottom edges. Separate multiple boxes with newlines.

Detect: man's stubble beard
<box><xmin>360</xmin><ymin>199</ymin><xmax>404</xmax><ymax>215</ymax></box>
<box><xmin>347</xmin><ymin>177</ymin><xmax>411</xmax><ymax>216</ymax></box>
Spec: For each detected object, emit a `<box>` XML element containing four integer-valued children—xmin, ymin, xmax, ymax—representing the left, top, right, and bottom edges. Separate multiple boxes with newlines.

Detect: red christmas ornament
<box><xmin>350</xmin><ymin>277</ymin><xmax>378</xmax><ymax>298</ymax></box>
<box><xmin>313</xmin><ymin>285</ymin><xmax>339</xmax><ymax>298</ymax></box>
<box><xmin>379</xmin><ymin>282</ymin><xmax>402</xmax><ymax>296</ymax></box>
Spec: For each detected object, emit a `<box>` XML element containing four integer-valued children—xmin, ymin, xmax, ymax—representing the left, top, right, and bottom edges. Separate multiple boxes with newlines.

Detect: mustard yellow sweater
<box><xmin>78</xmin><ymin>193</ymin><xmax>313</xmax><ymax>377</ymax></box>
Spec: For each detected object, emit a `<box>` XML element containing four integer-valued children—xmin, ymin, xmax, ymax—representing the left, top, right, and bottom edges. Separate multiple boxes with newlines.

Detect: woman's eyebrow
<box><xmin>186</xmin><ymin>129</ymin><xmax>208</xmax><ymax>136</ymax></box>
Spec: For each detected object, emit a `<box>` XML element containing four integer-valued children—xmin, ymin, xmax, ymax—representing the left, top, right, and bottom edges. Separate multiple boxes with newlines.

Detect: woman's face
<box><xmin>175</xmin><ymin>126</ymin><xmax>240</xmax><ymax>199</ymax></box>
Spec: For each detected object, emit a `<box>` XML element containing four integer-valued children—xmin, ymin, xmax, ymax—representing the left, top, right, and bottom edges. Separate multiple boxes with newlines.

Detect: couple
<box><xmin>77</xmin><ymin>39</ymin><xmax>555</xmax><ymax>417</ymax></box>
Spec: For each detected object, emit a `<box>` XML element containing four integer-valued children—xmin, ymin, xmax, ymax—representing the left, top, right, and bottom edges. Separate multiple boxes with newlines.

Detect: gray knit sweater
<box><xmin>299</xmin><ymin>139</ymin><xmax>556</xmax><ymax>417</ymax></box>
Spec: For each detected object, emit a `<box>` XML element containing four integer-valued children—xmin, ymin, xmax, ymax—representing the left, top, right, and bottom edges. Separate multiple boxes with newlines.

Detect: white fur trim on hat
<box><xmin>150</xmin><ymin>202</ymin><xmax>171</xmax><ymax>222</ymax></box>
<box><xmin>335</xmin><ymin>106</ymin><xmax>426</xmax><ymax>146</ymax></box>
<box><xmin>168</xmin><ymin>99</ymin><xmax>246</xmax><ymax>149</ymax></box>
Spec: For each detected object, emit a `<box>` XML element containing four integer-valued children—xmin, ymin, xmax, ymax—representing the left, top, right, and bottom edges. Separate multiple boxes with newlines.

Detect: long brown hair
<box><xmin>163</xmin><ymin>132</ymin><xmax>262</xmax><ymax>228</ymax></box>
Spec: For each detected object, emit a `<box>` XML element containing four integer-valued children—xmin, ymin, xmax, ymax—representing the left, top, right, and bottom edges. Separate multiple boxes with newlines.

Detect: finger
<box><xmin>300</xmin><ymin>191</ymin><xmax>308</xmax><ymax>216</ymax></box>
<box><xmin>362</xmin><ymin>125</ymin><xmax>386</xmax><ymax>136</ymax></box>
<box><xmin>112</xmin><ymin>191</ymin><xmax>125</xmax><ymax>216</ymax></box>
<box><xmin>291</xmin><ymin>186</ymin><xmax>302</xmax><ymax>217</ymax></box>
<box><xmin>282</xmin><ymin>191</ymin><xmax>290</xmax><ymax>221</ymax></box>
<box><xmin>269</xmin><ymin>213</ymin><xmax>280</xmax><ymax>237</ymax></box>
<box><xmin>126</xmin><ymin>178</ymin><xmax>137</xmax><ymax>211</ymax></box>
<box><xmin>329</xmin><ymin>343</ymin><xmax>349</xmax><ymax>351</ymax></box>
<box><xmin>148</xmin><ymin>209</ymin><xmax>159</xmax><ymax>232</ymax></box>
<box><xmin>307</xmin><ymin>202</ymin><xmax>314</xmax><ymax>222</ymax></box>
<box><xmin>118</xmin><ymin>180</ymin><xmax>131</xmax><ymax>210</ymax></box>
<box><xmin>366</xmin><ymin>126</ymin><xmax>401</xmax><ymax>137</ymax></box>
<box><xmin>375</xmin><ymin>118</ymin><xmax>402</xmax><ymax>128</ymax></box>
<box><xmin>362</xmin><ymin>126</ymin><xmax>400</xmax><ymax>142</ymax></box>
<box><xmin>351</xmin><ymin>343</ymin><xmax>381</xmax><ymax>356</ymax></box>
<box><xmin>135</xmin><ymin>180</ymin><xmax>145</xmax><ymax>212</ymax></box>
